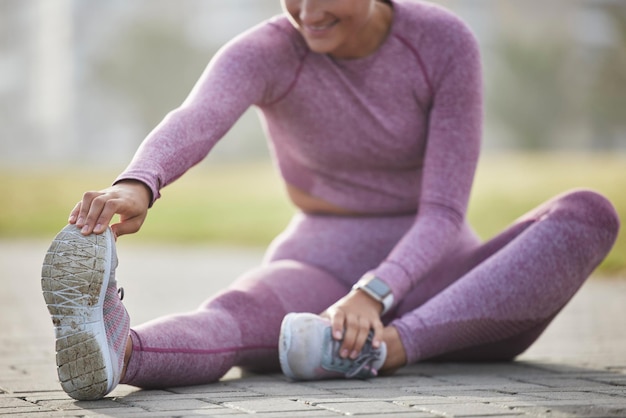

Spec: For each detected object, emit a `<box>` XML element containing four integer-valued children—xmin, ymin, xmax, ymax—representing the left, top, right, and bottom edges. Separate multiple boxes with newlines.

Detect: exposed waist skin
<box><xmin>286</xmin><ymin>183</ymin><xmax>415</xmax><ymax>217</ymax></box>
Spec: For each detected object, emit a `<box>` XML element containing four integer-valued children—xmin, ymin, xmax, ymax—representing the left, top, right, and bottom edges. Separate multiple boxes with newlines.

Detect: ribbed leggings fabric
<box><xmin>121</xmin><ymin>189</ymin><xmax>619</xmax><ymax>388</ymax></box>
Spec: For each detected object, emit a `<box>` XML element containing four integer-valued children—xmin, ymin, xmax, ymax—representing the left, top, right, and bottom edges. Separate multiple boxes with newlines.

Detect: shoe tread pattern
<box><xmin>41</xmin><ymin>225</ymin><xmax>108</xmax><ymax>400</ymax></box>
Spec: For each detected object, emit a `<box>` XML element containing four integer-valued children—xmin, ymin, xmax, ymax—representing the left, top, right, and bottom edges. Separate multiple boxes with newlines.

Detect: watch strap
<box><xmin>352</xmin><ymin>275</ymin><xmax>394</xmax><ymax>315</ymax></box>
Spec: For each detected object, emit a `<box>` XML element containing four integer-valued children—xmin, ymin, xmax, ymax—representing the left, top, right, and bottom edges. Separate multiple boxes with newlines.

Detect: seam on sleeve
<box><xmin>263</xmin><ymin>50</ymin><xmax>309</xmax><ymax>107</ymax></box>
<box><xmin>394</xmin><ymin>34</ymin><xmax>435</xmax><ymax>98</ymax></box>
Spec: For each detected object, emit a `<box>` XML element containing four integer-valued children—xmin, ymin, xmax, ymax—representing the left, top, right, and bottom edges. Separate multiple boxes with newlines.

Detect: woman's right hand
<box><xmin>69</xmin><ymin>180</ymin><xmax>152</xmax><ymax>238</ymax></box>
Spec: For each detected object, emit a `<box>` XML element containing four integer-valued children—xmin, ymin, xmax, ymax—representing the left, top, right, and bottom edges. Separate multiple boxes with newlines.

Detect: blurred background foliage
<box><xmin>2</xmin><ymin>0</ymin><xmax>625</xmax><ymax>164</ymax></box>
<box><xmin>487</xmin><ymin>1</ymin><xmax>626</xmax><ymax>150</ymax></box>
<box><xmin>0</xmin><ymin>0</ymin><xmax>624</xmax><ymax>274</ymax></box>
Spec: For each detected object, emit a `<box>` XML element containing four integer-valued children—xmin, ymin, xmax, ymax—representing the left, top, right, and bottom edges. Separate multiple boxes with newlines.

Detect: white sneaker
<box><xmin>41</xmin><ymin>225</ymin><xmax>130</xmax><ymax>400</ymax></box>
<box><xmin>279</xmin><ymin>312</ymin><xmax>386</xmax><ymax>380</ymax></box>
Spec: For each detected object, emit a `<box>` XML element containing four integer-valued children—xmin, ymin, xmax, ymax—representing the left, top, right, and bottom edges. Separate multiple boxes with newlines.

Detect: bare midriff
<box><xmin>286</xmin><ymin>183</ymin><xmax>365</xmax><ymax>216</ymax></box>
<box><xmin>286</xmin><ymin>183</ymin><xmax>418</xmax><ymax>217</ymax></box>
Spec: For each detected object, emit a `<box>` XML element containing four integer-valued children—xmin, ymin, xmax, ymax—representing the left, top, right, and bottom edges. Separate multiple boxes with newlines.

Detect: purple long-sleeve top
<box><xmin>116</xmin><ymin>0</ymin><xmax>483</xmax><ymax>305</ymax></box>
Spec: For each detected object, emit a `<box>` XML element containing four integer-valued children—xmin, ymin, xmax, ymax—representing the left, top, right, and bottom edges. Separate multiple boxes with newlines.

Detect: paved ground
<box><xmin>1</xmin><ymin>239</ymin><xmax>625</xmax><ymax>417</ymax></box>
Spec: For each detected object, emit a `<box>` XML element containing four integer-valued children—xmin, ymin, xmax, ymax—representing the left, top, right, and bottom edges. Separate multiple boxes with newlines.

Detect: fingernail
<box><xmin>81</xmin><ymin>225</ymin><xmax>89</xmax><ymax>234</ymax></box>
<box><xmin>340</xmin><ymin>349</ymin><xmax>349</xmax><ymax>358</ymax></box>
<box><xmin>372</xmin><ymin>339</ymin><xmax>380</xmax><ymax>348</ymax></box>
<box><xmin>77</xmin><ymin>217</ymin><xmax>84</xmax><ymax>226</ymax></box>
<box><xmin>68</xmin><ymin>215</ymin><xmax>76</xmax><ymax>223</ymax></box>
<box><xmin>350</xmin><ymin>350</ymin><xmax>359</xmax><ymax>359</ymax></box>
<box><xmin>95</xmin><ymin>224</ymin><xmax>102</xmax><ymax>233</ymax></box>
<box><xmin>334</xmin><ymin>330</ymin><xmax>343</xmax><ymax>340</ymax></box>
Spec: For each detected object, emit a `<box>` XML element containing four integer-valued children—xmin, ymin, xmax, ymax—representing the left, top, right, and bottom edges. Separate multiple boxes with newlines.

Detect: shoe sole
<box><xmin>41</xmin><ymin>225</ymin><xmax>113</xmax><ymax>400</ymax></box>
<box><xmin>278</xmin><ymin>313</ymin><xmax>297</xmax><ymax>379</ymax></box>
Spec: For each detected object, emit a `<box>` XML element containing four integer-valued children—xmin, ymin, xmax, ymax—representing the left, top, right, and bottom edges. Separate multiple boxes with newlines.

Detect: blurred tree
<box><xmin>488</xmin><ymin>36</ymin><xmax>579</xmax><ymax>149</ymax></box>
<box><xmin>587</xmin><ymin>2</ymin><xmax>626</xmax><ymax>150</ymax></box>
<box><xmin>488</xmin><ymin>0</ymin><xmax>626</xmax><ymax>150</ymax></box>
<box><xmin>88</xmin><ymin>1</ymin><xmax>280</xmax><ymax>159</ymax></box>
<box><xmin>92</xmin><ymin>20</ymin><xmax>210</xmax><ymax>137</ymax></box>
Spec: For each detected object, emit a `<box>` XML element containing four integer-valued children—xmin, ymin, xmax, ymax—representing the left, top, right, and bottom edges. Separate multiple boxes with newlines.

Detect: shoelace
<box><xmin>329</xmin><ymin>332</ymin><xmax>381</xmax><ymax>378</ymax></box>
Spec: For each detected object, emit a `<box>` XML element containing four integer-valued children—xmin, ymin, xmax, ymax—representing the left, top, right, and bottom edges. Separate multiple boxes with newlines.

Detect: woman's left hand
<box><xmin>320</xmin><ymin>290</ymin><xmax>384</xmax><ymax>360</ymax></box>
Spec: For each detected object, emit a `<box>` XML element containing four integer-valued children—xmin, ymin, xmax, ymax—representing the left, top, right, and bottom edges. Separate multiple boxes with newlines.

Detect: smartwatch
<box><xmin>352</xmin><ymin>274</ymin><xmax>394</xmax><ymax>315</ymax></box>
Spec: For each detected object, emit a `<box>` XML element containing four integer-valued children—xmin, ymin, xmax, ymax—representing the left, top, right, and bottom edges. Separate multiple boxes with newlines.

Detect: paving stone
<box><xmin>514</xmin><ymin>404</ymin><xmax>626</xmax><ymax>417</ymax></box>
<box><xmin>242</xmin><ymin>412</ymin><xmax>338</xmax><ymax>417</ymax></box>
<box><xmin>367</xmin><ymin>374</ymin><xmax>452</xmax><ymax>387</ymax></box>
<box><xmin>297</xmin><ymin>396</ymin><xmax>378</xmax><ymax>405</ymax></box>
<box><xmin>123</xmin><ymin>398</ymin><xmax>222</xmax><ymax>412</ymax></box>
<box><xmin>407</xmin><ymin>383</ymin><xmax>548</xmax><ymax>396</ymax></box>
<box><xmin>189</xmin><ymin>412</ymin><xmax>335</xmax><ymax>418</ymax></box>
<box><xmin>222</xmin><ymin>372</ymin><xmax>284</xmax><ymax>384</ymax></box>
<box><xmin>523</xmin><ymin>362</ymin><xmax>605</xmax><ymax>375</ymax></box>
<box><xmin>226</xmin><ymin>381</ymin><xmax>335</xmax><ymax>397</ymax></box>
<box><xmin>168</xmin><ymin>385</ymin><xmax>260</xmax><ymax>396</ymax></box>
<box><xmin>3</xmin><ymin>242</ymin><xmax>626</xmax><ymax>417</ymax></box>
<box><xmin>413</xmin><ymin>402</ymin><xmax>523</xmax><ymax>417</ymax></box>
<box><xmin>34</xmin><ymin>398</ymin><xmax>131</xmax><ymax>411</ymax></box>
<box><xmin>119</xmin><ymin>412</ymin><xmax>245</xmax><ymax>418</ymax></box>
<box><xmin>516</xmin><ymin>376</ymin><xmax>621</xmax><ymax>391</ymax></box>
<box><xmin>449</xmin><ymin>391</ymin><xmax>546</xmax><ymax>402</ymax></box>
<box><xmin>529</xmin><ymin>390</ymin><xmax>625</xmax><ymax>402</ymax></box>
<box><xmin>330</xmin><ymin>387</ymin><xmax>435</xmax><ymax>399</ymax></box>
<box><xmin>345</xmin><ymin>414</ymin><xmax>436</xmax><ymax>418</ymax></box>
<box><xmin>392</xmin><ymin>395</ymin><xmax>482</xmax><ymax>406</ymax></box>
<box><xmin>0</xmin><ymin>406</ymin><xmax>54</xmax><ymax>417</ymax></box>
<box><xmin>222</xmin><ymin>398</ymin><xmax>322</xmax><ymax>414</ymax></box>
<box><xmin>492</xmin><ymin>398</ymin><xmax>626</xmax><ymax>409</ymax></box>
<box><xmin>0</xmin><ymin>398</ymin><xmax>37</xmax><ymax>409</ymax></box>
<box><xmin>0</xmin><ymin>379</ymin><xmax>61</xmax><ymax>395</ymax></box>
<box><xmin>108</xmin><ymin>389</ymin><xmax>179</xmax><ymax>401</ymax></box>
<box><xmin>180</xmin><ymin>414</ymin><xmax>247</xmax><ymax>418</ymax></box>
<box><xmin>435</xmin><ymin>374</ymin><xmax>548</xmax><ymax>389</ymax></box>
<box><xmin>100</xmin><ymin>410</ymin><xmax>245</xmax><ymax>418</ymax></box>
<box><xmin>303</xmin><ymin>379</ymin><xmax>379</xmax><ymax>390</ymax></box>
<box><xmin>592</xmin><ymin>388</ymin><xmax>626</xmax><ymax>397</ymax></box>
<box><xmin>167</xmin><ymin>381</ymin><xmax>254</xmax><ymax>395</ymax></box>
<box><xmin>587</xmin><ymin>375</ymin><xmax>626</xmax><ymax>386</ymax></box>
<box><xmin>179</xmin><ymin>414</ymin><xmax>247</xmax><ymax>418</ymax></box>
<box><xmin>16</xmin><ymin>413</ymin><xmax>97</xmax><ymax>418</ymax></box>
<box><xmin>20</xmin><ymin>391</ymin><xmax>77</xmax><ymax>403</ymax></box>
<box><xmin>314</xmin><ymin>400</ymin><xmax>416</xmax><ymax>415</ymax></box>
<box><xmin>418</xmin><ymin>362</ymin><xmax>538</xmax><ymax>377</ymax></box>
<box><xmin>0</xmin><ymin>406</ymin><xmax>147</xmax><ymax>417</ymax></box>
<box><xmin>107</xmin><ymin>384</ymin><xmax>145</xmax><ymax>398</ymax></box>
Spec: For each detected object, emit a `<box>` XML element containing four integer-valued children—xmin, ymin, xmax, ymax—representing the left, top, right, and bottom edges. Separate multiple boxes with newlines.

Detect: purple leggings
<box><xmin>122</xmin><ymin>190</ymin><xmax>619</xmax><ymax>388</ymax></box>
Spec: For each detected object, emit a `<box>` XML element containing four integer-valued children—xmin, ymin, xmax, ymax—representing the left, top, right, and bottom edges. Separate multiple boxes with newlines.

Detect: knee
<box><xmin>553</xmin><ymin>189</ymin><xmax>620</xmax><ymax>239</ymax></box>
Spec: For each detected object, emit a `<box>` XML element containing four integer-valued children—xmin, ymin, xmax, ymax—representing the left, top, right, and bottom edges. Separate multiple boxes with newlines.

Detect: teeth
<box><xmin>304</xmin><ymin>20</ymin><xmax>337</xmax><ymax>31</ymax></box>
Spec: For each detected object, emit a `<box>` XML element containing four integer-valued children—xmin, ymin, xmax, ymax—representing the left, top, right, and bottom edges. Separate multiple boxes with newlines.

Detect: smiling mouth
<box><xmin>302</xmin><ymin>19</ymin><xmax>339</xmax><ymax>34</ymax></box>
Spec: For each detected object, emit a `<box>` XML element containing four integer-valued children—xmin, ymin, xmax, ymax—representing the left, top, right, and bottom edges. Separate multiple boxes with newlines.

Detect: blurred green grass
<box><xmin>1</xmin><ymin>153</ymin><xmax>624</xmax><ymax>275</ymax></box>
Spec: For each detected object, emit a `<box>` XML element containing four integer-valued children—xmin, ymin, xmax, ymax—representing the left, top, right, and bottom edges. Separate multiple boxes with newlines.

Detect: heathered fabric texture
<box><xmin>103</xmin><ymin>266</ymin><xmax>130</xmax><ymax>389</ymax></box>
<box><xmin>122</xmin><ymin>189</ymin><xmax>619</xmax><ymax>387</ymax></box>
<box><xmin>115</xmin><ymin>0</ymin><xmax>482</xmax><ymax>300</ymax></box>
<box><xmin>113</xmin><ymin>1</ymin><xmax>620</xmax><ymax>388</ymax></box>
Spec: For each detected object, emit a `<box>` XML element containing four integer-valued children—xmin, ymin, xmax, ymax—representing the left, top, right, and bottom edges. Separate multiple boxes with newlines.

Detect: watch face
<box><xmin>367</xmin><ymin>278</ymin><xmax>391</xmax><ymax>297</ymax></box>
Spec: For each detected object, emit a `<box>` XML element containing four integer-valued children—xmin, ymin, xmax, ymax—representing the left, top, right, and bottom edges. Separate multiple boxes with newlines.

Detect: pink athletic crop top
<box><xmin>116</xmin><ymin>0</ymin><xmax>483</xmax><ymax>302</ymax></box>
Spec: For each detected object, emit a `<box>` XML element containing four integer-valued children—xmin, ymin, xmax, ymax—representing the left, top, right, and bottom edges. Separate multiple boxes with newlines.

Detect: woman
<box><xmin>42</xmin><ymin>0</ymin><xmax>619</xmax><ymax>401</ymax></box>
